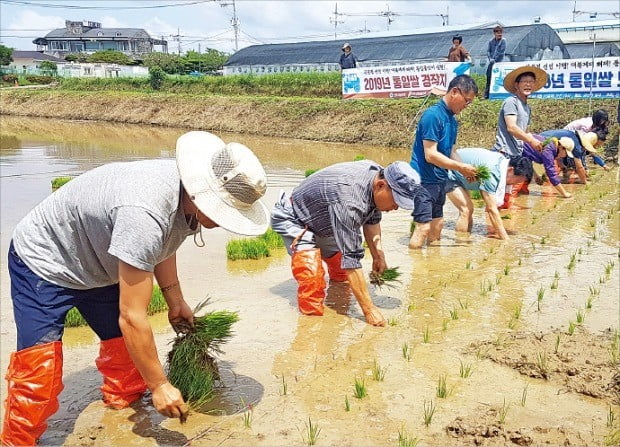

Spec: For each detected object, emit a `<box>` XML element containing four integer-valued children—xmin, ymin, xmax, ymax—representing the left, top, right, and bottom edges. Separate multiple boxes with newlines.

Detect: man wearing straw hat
<box><xmin>271</xmin><ymin>160</ymin><xmax>423</xmax><ymax>327</ymax></box>
<box><xmin>1</xmin><ymin>131</ymin><xmax>270</xmax><ymax>445</ymax></box>
<box><xmin>492</xmin><ymin>65</ymin><xmax>548</xmax><ymax>207</ymax></box>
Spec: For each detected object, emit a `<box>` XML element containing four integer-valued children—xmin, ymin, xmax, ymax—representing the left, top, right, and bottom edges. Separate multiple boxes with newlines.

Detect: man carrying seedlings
<box><xmin>271</xmin><ymin>161</ymin><xmax>422</xmax><ymax>327</ymax></box>
<box><xmin>1</xmin><ymin>131</ymin><xmax>270</xmax><ymax>446</ymax></box>
<box><xmin>445</xmin><ymin>149</ymin><xmax>533</xmax><ymax>240</ymax></box>
<box><xmin>492</xmin><ymin>65</ymin><xmax>547</xmax><ymax>208</ymax></box>
<box><xmin>408</xmin><ymin>74</ymin><xmax>479</xmax><ymax>249</ymax></box>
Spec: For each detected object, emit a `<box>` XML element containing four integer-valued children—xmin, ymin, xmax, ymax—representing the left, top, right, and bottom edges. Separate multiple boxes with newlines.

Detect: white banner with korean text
<box><xmin>488</xmin><ymin>57</ymin><xmax>619</xmax><ymax>99</ymax></box>
<box><xmin>341</xmin><ymin>62</ymin><xmax>471</xmax><ymax>99</ymax></box>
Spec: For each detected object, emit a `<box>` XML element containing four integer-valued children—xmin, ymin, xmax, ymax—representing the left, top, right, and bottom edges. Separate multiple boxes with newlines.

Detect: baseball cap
<box><xmin>383</xmin><ymin>162</ymin><xmax>421</xmax><ymax>210</ymax></box>
<box><xmin>176</xmin><ymin>131</ymin><xmax>269</xmax><ymax>236</ymax></box>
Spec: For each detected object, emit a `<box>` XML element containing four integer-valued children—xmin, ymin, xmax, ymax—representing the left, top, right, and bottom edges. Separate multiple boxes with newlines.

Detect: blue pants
<box><xmin>8</xmin><ymin>241</ymin><xmax>122</xmax><ymax>350</ymax></box>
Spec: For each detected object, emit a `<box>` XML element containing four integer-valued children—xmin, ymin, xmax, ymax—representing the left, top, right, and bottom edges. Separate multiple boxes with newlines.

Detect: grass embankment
<box><xmin>0</xmin><ymin>73</ymin><xmax>617</xmax><ymax>149</ymax></box>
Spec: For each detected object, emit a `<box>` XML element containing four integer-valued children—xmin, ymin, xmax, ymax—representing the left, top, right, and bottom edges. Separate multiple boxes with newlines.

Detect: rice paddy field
<box><xmin>0</xmin><ymin>116</ymin><xmax>618</xmax><ymax>446</ymax></box>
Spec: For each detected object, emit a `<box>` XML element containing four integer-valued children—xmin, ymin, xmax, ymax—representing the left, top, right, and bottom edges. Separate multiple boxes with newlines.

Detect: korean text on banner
<box><xmin>488</xmin><ymin>57</ymin><xmax>619</xmax><ymax>100</ymax></box>
<box><xmin>342</xmin><ymin>62</ymin><xmax>471</xmax><ymax>99</ymax></box>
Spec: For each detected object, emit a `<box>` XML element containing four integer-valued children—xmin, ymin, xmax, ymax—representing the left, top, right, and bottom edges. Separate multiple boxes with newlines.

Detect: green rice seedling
<box><xmin>423</xmin><ymin>326</ymin><xmax>430</xmax><ymax>343</ymax></box>
<box><xmin>474</xmin><ymin>164</ymin><xmax>491</xmax><ymax>183</ymax></box>
<box><xmin>589</xmin><ymin>219</ymin><xmax>596</xmax><ymax>228</ymax></box>
<box><xmin>450</xmin><ymin>308</ymin><xmax>459</xmax><ymax>320</ymax></box>
<box><xmin>436</xmin><ymin>374</ymin><xmax>449</xmax><ymax>398</ymax></box>
<box><xmin>592</xmin><ymin>231</ymin><xmax>598</xmax><ymax>241</ymax></box>
<box><xmin>459</xmin><ymin>360</ymin><xmax>473</xmax><ymax>378</ymax></box>
<box><xmin>226</xmin><ymin>238</ymin><xmax>270</xmax><ymax>260</ymax></box>
<box><xmin>498</xmin><ymin>398</ymin><xmax>510</xmax><ymax>424</ymax></box>
<box><xmin>257</xmin><ymin>227</ymin><xmax>284</xmax><ymax>250</ymax></box>
<box><xmin>578</xmin><ymin>247</ymin><xmax>583</xmax><ymax>255</ymax></box>
<box><xmin>540</xmin><ymin>235</ymin><xmax>547</xmax><ymax>245</ymax></box>
<box><xmin>369</xmin><ymin>267</ymin><xmax>402</xmax><ymax>290</ymax></box>
<box><xmin>600</xmin><ymin>275</ymin><xmax>607</xmax><ymax>284</ymax></box>
<box><xmin>304</xmin><ymin>168</ymin><xmax>319</xmax><ymax>177</ymax></box>
<box><xmin>608</xmin><ymin>405</ymin><xmax>616</xmax><ymax>428</ymax></box>
<box><xmin>388</xmin><ymin>317</ymin><xmax>399</xmax><ymax>326</ymax></box>
<box><xmin>503</xmin><ymin>265</ymin><xmax>510</xmax><ymax>276</ymax></box>
<box><xmin>568</xmin><ymin>321</ymin><xmax>576</xmax><ymax>335</ymax></box>
<box><xmin>518</xmin><ymin>258</ymin><xmax>522</xmax><ymax>266</ymax></box>
<box><xmin>508</xmin><ymin>318</ymin><xmax>517</xmax><ymax>330</ymax></box>
<box><xmin>423</xmin><ymin>399</ymin><xmax>436</xmax><ymax>427</ymax></box>
<box><xmin>303</xmin><ymin>417</ymin><xmax>321</xmax><ymax>446</ymax></box>
<box><xmin>554</xmin><ymin>334</ymin><xmax>561</xmax><ymax>354</ymax></box>
<box><xmin>51</xmin><ymin>176</ymin><xmax>74</xmax><ymax>190</ymax></box>
<box><xmin>65</xmin><ymin>285</ymin><xmax>167</xmax><ymax>327</ymax></box>
<box><xmin>407</xmin><ymin>302</ymin><xmax>416</xmax><ymax>312</ymax></box>
<box><xmin>550</xmin><ymin>277</ymin><xmax>559</xmax><ymax>290</ymax></box>
<box><xmin>353</xmin><ymin>154</ymin><xmax>366</xmax><ymax>161</ymax></box>
<box><xmin>402</xmin><ymin>342</ymin><xmax>412</xmax><ymax>361</ymax></box>
<box><xmin>465</xmin><ymin>260</ymin><xmax>473</xmax><ymax>269</ymax></box>
<box><xmin>240</xmin><ymin>397</ymin><xmax>253</xmax><ymax>428</ymax></box>
<box><xmin>409</xmin><ymin>221</ymin><xmax>416</xmax><ymax>236</ymax></box>
<box><xmin>586</xmin><ymin>297</ymin><xmax>593</xmax><ymax>310</ymax></box>
<box><xmin>536</xmin><ymin>286</ymin><xmax>545</xmax><ymax>311</ymax></box>
<box><xmin>536</xmin><ymin>351</ymin><xmax>549</xmax><ymax>379</ymax></box>
<box><xmin>489</xmin><ymin>245</ymin><xmax>495</xmax><ymax>254</ymax></box>
<box><xmin>167</xmin><ymin>300</ymin><xmax>239</xmax><ymax>410</ymax></box>
<box><xmin>371</xmin><ymin>360</ymin><xmax>386</xmax><ymax>381</ymax></box>
<box><xmin>609</xmin><ymin>330</ymin><xmax>619</xmax><ymax>366</ymax></box>
<box><xmin>495</xmin><ymin>274</ymin><xmax>502</xmax><ymax>285</ymax></box>
<box><xmin>398</xmin><ymin>428</ymin><xmax>420</xmax><ymax>447</ymax></box>
<box><xmin>521</xmin><ymin>384</ymin><xmax>528</xmax><ymax>406</ymax></box>
<box><xmin>605</xmin><ymin>260</ymin><xmax>615</xmax><ymax>276</ymax></box>
<box><xmin>493</xmin><ymin>335</ymin><xmax>505</xmax><ymax>347</ymax></box>
<box><xmin>554</xmin><ymin>270</ymin><xmax>560</xmax><ymax>279</ymax></box>
<box><xmin>458</xmin><ymin>298</ymin><xmax>469</xmax><ymax>309</ymax></box>
<box><xmin>344</xmin><ymin>395</ymin><xmax>350</xmax><ymax>412</ymax></box>
<box><xmin>476</xmin><ymin>346</ymin><xmax>490</xmax><ymax>360</ymax></box>
<box><xmin>353</xmin><ymin>377</ymin><xmax>367</xmax><ymax>399</ymax></box>
<box><xmin>604</xmin><ymin>429</ymin><xmax>620</xmax><ymax>447</ymax></box>
<box><xmin>281</xmin><ymin>375</ymin><xmax>288</xmax><ymax>396</ymax></box>
<box><xmin>576</xmin><ymin>310</ymin><xmax>585</xmax><ymax>324</ymax></box>
<box><xmin>567</xmin><ymin>252</ymin><xmax>577</xmax><ymax>271</ymax></box>
<box><xmin>501</xmin><ymin>214</ymin><xmax>511</xmax><ymax>220</ymax></box>
<box><xmin>470</xmin><ymin>190</ymin><xmax>483</xmax><ymax>200</ymax></box>
<box><xmin>530</xmin><ymin>241</ymin><xmax>536</xmax><ymax>249</ymax></box>
<box><xmin>442</xmin><ymin>318</ymin><xmax>449</xmax><ymax>332</ymax></box>
<box><xmin>479</xmin><ymin>281</ymin><xmax>489</xmax><ymax>297</ymax></box>
<box><xmin>587</xmin><ymin>240</ymin><xmax>593</xmax><ymax>247</ymax></box>
<box><xmin>513</xmin><ymin>302</ymin><xmax>522</xmax><ymax>320</ymax></box>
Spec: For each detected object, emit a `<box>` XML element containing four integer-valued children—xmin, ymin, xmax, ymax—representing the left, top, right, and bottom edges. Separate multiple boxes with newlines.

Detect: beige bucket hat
<box><xmin>576</xmin><ymin>130</ymin><xmax>599</xmax><ymax>153</ymax></box>
<box><xmin>503</xmin><ymin>65</ymin><xmax>547</xmax><ymax>95</ymax></box>
<box><xmin>558</xmin><ymin>136</ymin><xmax>575</xmax><ymax>158</ymax></box>
<box><xmin>176</xmin><ymin>131</ymin><xmax>269</xmax><ymax>236</ymax></box>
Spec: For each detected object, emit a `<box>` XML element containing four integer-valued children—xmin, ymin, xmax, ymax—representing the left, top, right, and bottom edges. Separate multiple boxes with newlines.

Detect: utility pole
<box><xmin>330</xmin><ymin>2</ymin><xmax>345</xmax><ymax>40</ymax></box>
<box><xmin>220</xmin><ymin>0</ymin><xmax>239</xmax><ymax>52</ymax></box>
<box><xmin>170</xmin><ymin>28</ymin><xmax>181</xmax><ymax>55</ymax></box>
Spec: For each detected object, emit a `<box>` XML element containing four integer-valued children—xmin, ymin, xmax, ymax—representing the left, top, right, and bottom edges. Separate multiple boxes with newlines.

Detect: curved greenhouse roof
<box><xmin>225</xmin><ymin>23</ymin><xmax>569</xmax><ymax>68</ymax></box>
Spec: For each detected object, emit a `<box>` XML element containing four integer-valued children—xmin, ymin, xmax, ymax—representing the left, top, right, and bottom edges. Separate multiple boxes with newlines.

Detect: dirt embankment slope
<box><xmin>0</xmin><ymin>88</ymin><xmax>617</xmax><ymax>149</ymax></box>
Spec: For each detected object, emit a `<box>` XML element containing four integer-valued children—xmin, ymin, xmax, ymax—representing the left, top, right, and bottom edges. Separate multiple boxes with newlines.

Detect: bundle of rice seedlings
<box><xmin>226</xmin><ymin>238</ymin><xmax>270</xmax><ymax>260</ymax></box>
<box><xmin>167</xmin><ymin>299</ymin><xmax>239</xmax><ymax>410</ymax></box>
<box><xmin>257</xmin><ymin>227</ymin><xmax>284</xmax><ymax>250</ymax></box>
<box><xmin>305</xmin><ymin>168</ymin><xmax>319</xmax><ymax>177</ymax></box>
<box><xmin>470</xmin><ymin>190</ymin><xmax>483</xmax><ymax>201</ymax></box>
<box><xmin>369</xmin><ymin>267</ymin><xmax>402</xmax><ymax>290</ymax></box>
<box><xmin>474</xmin><ymin>165</ymin><xmax>491</xmax><ymax>183</ymax></box>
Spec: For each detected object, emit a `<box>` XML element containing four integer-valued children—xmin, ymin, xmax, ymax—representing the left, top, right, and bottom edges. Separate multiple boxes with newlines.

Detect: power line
<box><xmin>1</xmin><ymin>0</ymin><xmax>216</xmax><ymax>10</ymax></box>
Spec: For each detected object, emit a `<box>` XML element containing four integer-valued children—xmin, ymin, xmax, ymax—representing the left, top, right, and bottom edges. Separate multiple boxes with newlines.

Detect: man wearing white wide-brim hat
<box><xmin>1</xmin><ymin>131</ymin><xmax>269</xmax><ymax>445</ymax></box>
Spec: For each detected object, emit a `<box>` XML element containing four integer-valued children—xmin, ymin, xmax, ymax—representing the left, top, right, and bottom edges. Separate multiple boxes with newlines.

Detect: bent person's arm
<box><xmin>118</xmin><ymin>261</ymin><xmax>188</xmax><ymax>419</ymax></box>
<box><xmin>346</xmin><ymin>267</ymin><xmax>386</xmax><ymax>327</ymax></box>
<box><xmin>154</xmin><ymin>254</ymin><xmax>194</xmax><ymax>331</ymax></box>
<box><xmin>481</xmin><ymin>191</ymin><xmax>508</xmax><ymax>240</ymax></box>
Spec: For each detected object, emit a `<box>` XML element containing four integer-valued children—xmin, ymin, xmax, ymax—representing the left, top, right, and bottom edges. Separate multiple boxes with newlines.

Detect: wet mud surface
<box><xmin>1</xmin><ymin>117</ymin><xmax>619</xmax><ymax>446</ymax></box>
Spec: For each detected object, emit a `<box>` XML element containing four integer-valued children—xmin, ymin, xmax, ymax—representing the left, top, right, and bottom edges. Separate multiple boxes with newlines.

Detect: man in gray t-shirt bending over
<box><xmin>1</xmin><ymin>131</ymin><xmax>269</xmax><ymax>446</ymax></box>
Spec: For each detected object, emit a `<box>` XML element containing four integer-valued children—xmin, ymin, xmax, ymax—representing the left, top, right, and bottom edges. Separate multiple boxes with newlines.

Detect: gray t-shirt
<box><xmin>492</xmin><ymin>95</ymin><xmax>531</xmax><ymax>157</ymax></box>
<box><xmin>13</xmin><ymin>159</ymin><xmax>196</xmax><ymax>289</ymax></box>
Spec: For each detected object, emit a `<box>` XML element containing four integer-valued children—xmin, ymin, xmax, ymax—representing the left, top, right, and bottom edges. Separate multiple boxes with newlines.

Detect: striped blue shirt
<box><xmin>291</xmin><ymin>161</ymin><xmax>382</xmax><ymax>269</ymax></box>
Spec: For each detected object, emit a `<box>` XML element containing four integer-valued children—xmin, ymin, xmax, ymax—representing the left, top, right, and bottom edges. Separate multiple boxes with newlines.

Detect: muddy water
<box><xmin>0</xmin><ymin>116</ymin><xmax>618</xmax><ymax>446</ymax></box>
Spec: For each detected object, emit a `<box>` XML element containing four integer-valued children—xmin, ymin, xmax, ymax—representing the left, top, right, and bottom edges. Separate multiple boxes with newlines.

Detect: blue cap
<box><xmin>383</xmin><ymin>162</ymin><xmax>421</xmax><ymax>210</ymax></box>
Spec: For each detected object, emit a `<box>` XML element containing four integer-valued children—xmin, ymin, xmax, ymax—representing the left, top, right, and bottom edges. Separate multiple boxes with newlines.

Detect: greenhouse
<box><xmin>223</xmin><ymin>23</ymin><xmax>569</xmax><ymax>76</ymax></box>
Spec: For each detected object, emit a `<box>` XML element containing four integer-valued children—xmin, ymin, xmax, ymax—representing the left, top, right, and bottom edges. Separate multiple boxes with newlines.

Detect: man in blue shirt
<box><xmin>409</xmin><ymin>75</ymin><xmax>478</xmax><ymax>248</ymax></box>
<box><xmin>339</xmin><ymin>43</ymin><xmax>358</xmax><ymax>69</ymax></box>
<box><xmin>484</xmin><ymin>26</ymin><xmax>506</xmax><ymax>99</ymax></box>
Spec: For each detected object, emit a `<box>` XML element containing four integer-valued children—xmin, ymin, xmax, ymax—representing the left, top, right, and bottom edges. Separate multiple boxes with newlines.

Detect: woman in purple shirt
<box><xmin>522</xmin><ymin>135</ymin><xmax>575</xmax><ymax>198</ymax></box>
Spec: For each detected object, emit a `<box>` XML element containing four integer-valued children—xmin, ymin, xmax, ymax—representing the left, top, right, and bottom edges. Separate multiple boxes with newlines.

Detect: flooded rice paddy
<box><xmin>0</xmin><ymin>116</ymin><xmax>618</xmax><ymax>446</ymax></box>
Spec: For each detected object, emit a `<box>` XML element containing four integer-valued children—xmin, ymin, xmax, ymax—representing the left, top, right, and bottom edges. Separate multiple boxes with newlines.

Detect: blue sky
<box><xmin>0</xmin><ymin>0</ymin><xmax>618</xmax><ymax>54</ymax></box>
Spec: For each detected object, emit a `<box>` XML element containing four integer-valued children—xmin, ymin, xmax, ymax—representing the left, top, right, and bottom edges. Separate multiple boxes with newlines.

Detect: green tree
<box><xmin>0</xmin><ymin>44</ymin><xmax>14</xmax><ymax>66</ymax></box>
<box><xmin>87</xmin><ymin>50</ymin><xmax>133</xmax><ymax>65</ymax></box>
<box><xmin>65</xmin><ymin>53</ymin><xmax>88</xmax><ymax>62</ymax></box>
<box><xmin>39</xmin><ymin>61</ymin><xmax>57</xmax><ymax>74</ymax></box>
<box><xmin>181</xmin><ymin>49</ymin><xmax>228</xmax><ymax>74</ymax></box>
<box><xmin>142</xmin><ymin>52</ymin><xmax>183</xmax><ymax>74</ymax></box>
<box><xmin>149</xmin><ymin>66</ymin><xmax>166</xmax><ymax>90</ymax></box>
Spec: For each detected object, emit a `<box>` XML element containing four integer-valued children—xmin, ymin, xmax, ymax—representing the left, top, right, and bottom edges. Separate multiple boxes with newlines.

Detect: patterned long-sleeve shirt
<box><xmin>291</xmin><ymin>161</ymin><xmax>382</xmax><ymax>269</ymax></box>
